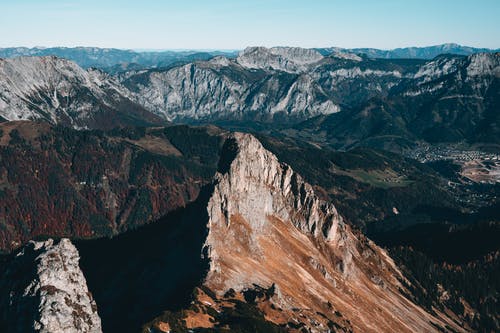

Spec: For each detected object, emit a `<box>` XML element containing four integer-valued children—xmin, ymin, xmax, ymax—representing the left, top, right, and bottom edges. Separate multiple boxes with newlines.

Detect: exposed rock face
<box><xmin>202</xmin><ymin>133</ymin><xmax>464</xmax><ymax>332</ymax></box>
<box><xmin>122</xmin><ymin>55</ymin><xmax>339</xmax><ymax>122</ymax></box>
<box><xmin>2</xmin><ymin>51</ymin><xmax>498</xmax><ymax>130</ymax></box>
<box><xmin>236</xmin><ymin>46</ymin><xmax>324</xmax><ymax>73</ymax></box>
<box><xmin>0</xmin><ymin>56</ymin><xmax>161</xmax><ymax>129</ymax></box>
<box><xmin>0</xmin><ymin>239</ymin><xmax>102</xmax><ymax>333</ymax></box>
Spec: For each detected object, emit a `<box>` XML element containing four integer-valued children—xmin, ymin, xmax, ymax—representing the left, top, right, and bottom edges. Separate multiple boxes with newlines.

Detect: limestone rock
<box><xmin>0</xmin><ymin>238</ymin><xmax>102</xmax><ymax>333</ymax></box>
<box><xmin>202</xmin><ymin>133</ymin><xmax>465</xmax><ymax>332</ymax></box>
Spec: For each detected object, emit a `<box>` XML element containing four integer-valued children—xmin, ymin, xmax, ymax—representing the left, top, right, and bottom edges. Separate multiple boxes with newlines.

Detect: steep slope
<box><xmin>0</xmin><ymin>239</ymin><xmax>101</xmax><ymax>333</ymax></box>
<box><xmin>0</xmin><ymin>121</ymin><xmax>225</xmax><ymax>252</ymax></box>
<box><xmin>122</xmin><ymin>55</ymin><xmax>339</xmax><ymax>123</ymax></box>
<box><xmin>296</xmin><ymin>52</ymin><xmax>500</xmax><ymax>149</ymax></box>
<box><xmin>0</xmin><ymin>56</ymin><xmax>163</xmax><ymax>129</ymax></box>
<box><xmin>148</xmin><ymin>133</ymin><xmax>465</xmax><ymax>332</ymax></box>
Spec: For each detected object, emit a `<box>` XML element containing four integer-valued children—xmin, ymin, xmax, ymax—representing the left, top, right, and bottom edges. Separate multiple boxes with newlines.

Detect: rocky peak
<box><xmin>236</xmin><ymin>46</ymin><xmax>324</xmax><ymax>72</ymax></box>
<box><xmin>210</xmin><ymin>132</ymin><xmax>343</xmax><ymax>240</ymax></box>
<box><xmin>0</xmin><ymin>239</ymin><xmax>102</xmax><ymax>333</ymax></box>
<box><xmin>202</xmin><ymin>133</ymin><xmax>463</xmax><ymax>332</ymax></box>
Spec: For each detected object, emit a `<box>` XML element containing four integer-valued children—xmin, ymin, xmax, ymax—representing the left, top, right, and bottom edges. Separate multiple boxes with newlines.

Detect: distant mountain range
<box><xmin>0</xmin><ymin>44</ymin><xmax>497</xmax><ymax>71</ymax></box>
<box><xmin>0</xmin><ymin>46</ymin><xmax>238</xmax><ymax>70</ymax></box>
<box><xmin>317</xmin><ymin>43</ymin><xmax>499</xmax><ymax>59</ymax></box>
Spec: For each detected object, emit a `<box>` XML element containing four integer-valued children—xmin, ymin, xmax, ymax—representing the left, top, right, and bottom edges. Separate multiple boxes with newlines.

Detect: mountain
<box><xmin>176</xmin><ymin>133</ymin><xmax>462</xmax><ymax>332</ymax></box>
<box><xmin>292</xmin><ymin>52</ymin><xmax>500</xmax><ymax>149</ymax></box>
<box><xmin>0</xmin><ymin>131</ymin><xmax>467</xmax><ymax>332</ymax></box>
<box><xmin>121</xmin><ymin>53</ymin><xmax>340</xmax><ymax>122</ymax></box>
<box><xmin>0</xmin><ymin>56</ymin><xmax>163</xmax><ymax>129</ymax></box>
<box><xmin>317</xmin><ymin>43</ymin><xmax>500</xmax><ymax>59</ymax></box>
<box><xmin>0</xmin><ymin>47</ymin><xmax>238</xmax><ymax>70</ymax></box>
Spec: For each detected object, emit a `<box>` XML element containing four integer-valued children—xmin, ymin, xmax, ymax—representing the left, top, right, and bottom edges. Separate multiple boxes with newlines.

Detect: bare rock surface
<box><xmin>0</xmin><ymin>238</ymin><xmax>102</xmax><ymax>333</ymax></box>
<box><xmin>202</xmin><ymin>133</ymin><xmax>466</xmax><ymax>332</ymax></box>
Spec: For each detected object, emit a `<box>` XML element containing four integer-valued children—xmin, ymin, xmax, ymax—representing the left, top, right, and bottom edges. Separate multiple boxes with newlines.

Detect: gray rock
<box><xmin>0</xmin><ymin>239</ymin><xmax>102</xmax><ymax>333</ymax></box>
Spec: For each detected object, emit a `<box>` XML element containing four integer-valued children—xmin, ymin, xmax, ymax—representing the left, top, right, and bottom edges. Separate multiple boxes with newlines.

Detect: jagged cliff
<box><xmin>236</xmin><ymin>46</ymin><xmax>324</xmax><ymax>73</ymax></box>
<box><xmin>122</xmin><ymin>53</ymin><xmax>339</xmax><ymax>122</ymax></box>
<box><xmin>146</xmin><ymin>133</ymin><xmax>466</xmax><ymax>332</ymax></box>
<box><xmin>0</xmin><ymin>239</ymin><xmax>101</xmax><ymax>333</ymax></box>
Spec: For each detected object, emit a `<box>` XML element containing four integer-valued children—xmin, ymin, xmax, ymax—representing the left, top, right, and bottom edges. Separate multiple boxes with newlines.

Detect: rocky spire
<box><xmin>0</xmin><ymin>239</ymin><xmax>102</xmax><ymax>333</ymax></box>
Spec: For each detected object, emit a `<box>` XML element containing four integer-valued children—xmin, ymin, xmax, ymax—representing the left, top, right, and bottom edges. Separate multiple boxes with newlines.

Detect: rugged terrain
<box><xmin>1</xmin><ymin>132</ymin><xmax>470</xmax><ymax>332</ymax></box>
<box><xmin>0</xmin><ymin>45</ymin><xmax>498</xmax><ymax>332</ymax></box>
<box><xmin>0</xmin><ymin>56</ymin><xmax>163</xmax><ymax>129</ymax></box>
<box><xmin>0</xmin><ymin>238</ymin><xmax>101</xmax><ymax>332</ymax></box>
<box><xmin>1</xmin><ymin>48</ymin><xmax>498</xmax><ymax>147</ymax></box>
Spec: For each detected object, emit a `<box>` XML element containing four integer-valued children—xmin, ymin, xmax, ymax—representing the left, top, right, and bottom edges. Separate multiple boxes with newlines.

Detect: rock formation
<box><xmin>0</xmin><ymin>239</ymin><xmax>102</xmax><ymax>333</ymax></box>
<box><xmin>0</xmin><ymin>56</ymin><xmax>161</xmax><ymax>129</ymax></box>
<box><xmin>199</xmin><ymin>133</ymin><xmax>464</xmax><ymax>332</ymax></box>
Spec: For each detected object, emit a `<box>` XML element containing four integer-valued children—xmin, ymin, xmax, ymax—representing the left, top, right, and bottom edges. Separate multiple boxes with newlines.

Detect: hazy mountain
<box><xmin>317</xmin><ymin>43</ymin><xmax>499</xmax><ymax>59</ymax></box>
<box><xmin>0</xmin><ymin>47</ymin><xmax>238</xmax><ymax>70</ymax></box>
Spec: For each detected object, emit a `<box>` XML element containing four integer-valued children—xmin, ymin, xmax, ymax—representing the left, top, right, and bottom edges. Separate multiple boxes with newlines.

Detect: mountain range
<box><xmin>1</xmin><ymin>44</ymin><xmax>497</xmax><ymax>70</ymax></box>
<box><xmin>0</xmin><ymin>47</ymin><xmax>238</xmax><ymax>70</ymax></box>
<box><xmin>1</xmin><ymin>46</ymin><xmax>498</xmax><ymax>147</ymax></box>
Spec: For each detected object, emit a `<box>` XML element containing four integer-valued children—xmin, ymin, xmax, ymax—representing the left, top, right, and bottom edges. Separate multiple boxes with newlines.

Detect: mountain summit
<box><xmin>142</xmin><ymin>133</ymin><xmax>465</xmax><ymax>332</ymax></box>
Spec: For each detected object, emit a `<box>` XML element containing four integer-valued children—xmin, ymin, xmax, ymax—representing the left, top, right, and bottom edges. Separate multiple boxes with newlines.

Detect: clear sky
<box><xmin>2</xmin><ymin>0</ymin><xmax>499</xmax><ymax>50</ymax></box>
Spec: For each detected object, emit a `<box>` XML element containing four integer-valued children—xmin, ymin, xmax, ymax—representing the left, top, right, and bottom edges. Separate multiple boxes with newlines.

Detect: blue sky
<box><xmin>2</xmin><ymin>0</ymin><xmax>499</xmax><ymax>50</ymax></box>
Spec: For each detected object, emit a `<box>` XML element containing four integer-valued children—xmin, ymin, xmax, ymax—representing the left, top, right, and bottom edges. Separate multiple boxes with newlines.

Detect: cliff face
<box><xmin>0</xmin><ymin>239</ymin><xmax>101</xmax><ymax>333</ymax></box>
<box><xmin>0</xmin><ymin>56</ymin><xmax>161</xmax><ymax>129</ymax></box>
<box><xmin>122</xmin><ymin>55</ymin><xmax>339</xmax><ymax>123</ymax></box>
<box><xmin>236</xmin><ymin>46</ymin><xmax>324</xmax><ymax>73</ymax></box>
<box><xmin>200</xmin><ymin>133</ymin><xmax>464</xmax><ymax>332</ymax></box>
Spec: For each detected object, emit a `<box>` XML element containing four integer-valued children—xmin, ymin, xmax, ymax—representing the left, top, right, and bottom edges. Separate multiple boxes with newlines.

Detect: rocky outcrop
<box><xmin>0</xmin><ymin>239</ymin><xmax>102</xmax><ymax>333</ymax></box>
<box><xmin>201</xmin><ymin>133</ymin><xmax>465</xmax><ymax>332</ymax></box>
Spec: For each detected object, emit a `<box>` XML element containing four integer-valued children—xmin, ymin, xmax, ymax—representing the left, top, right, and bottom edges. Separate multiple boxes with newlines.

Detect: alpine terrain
<box><xmin>0</xmin><ymin>43</ymin><xmax>498</xmax><ymax>333</ymax></box>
